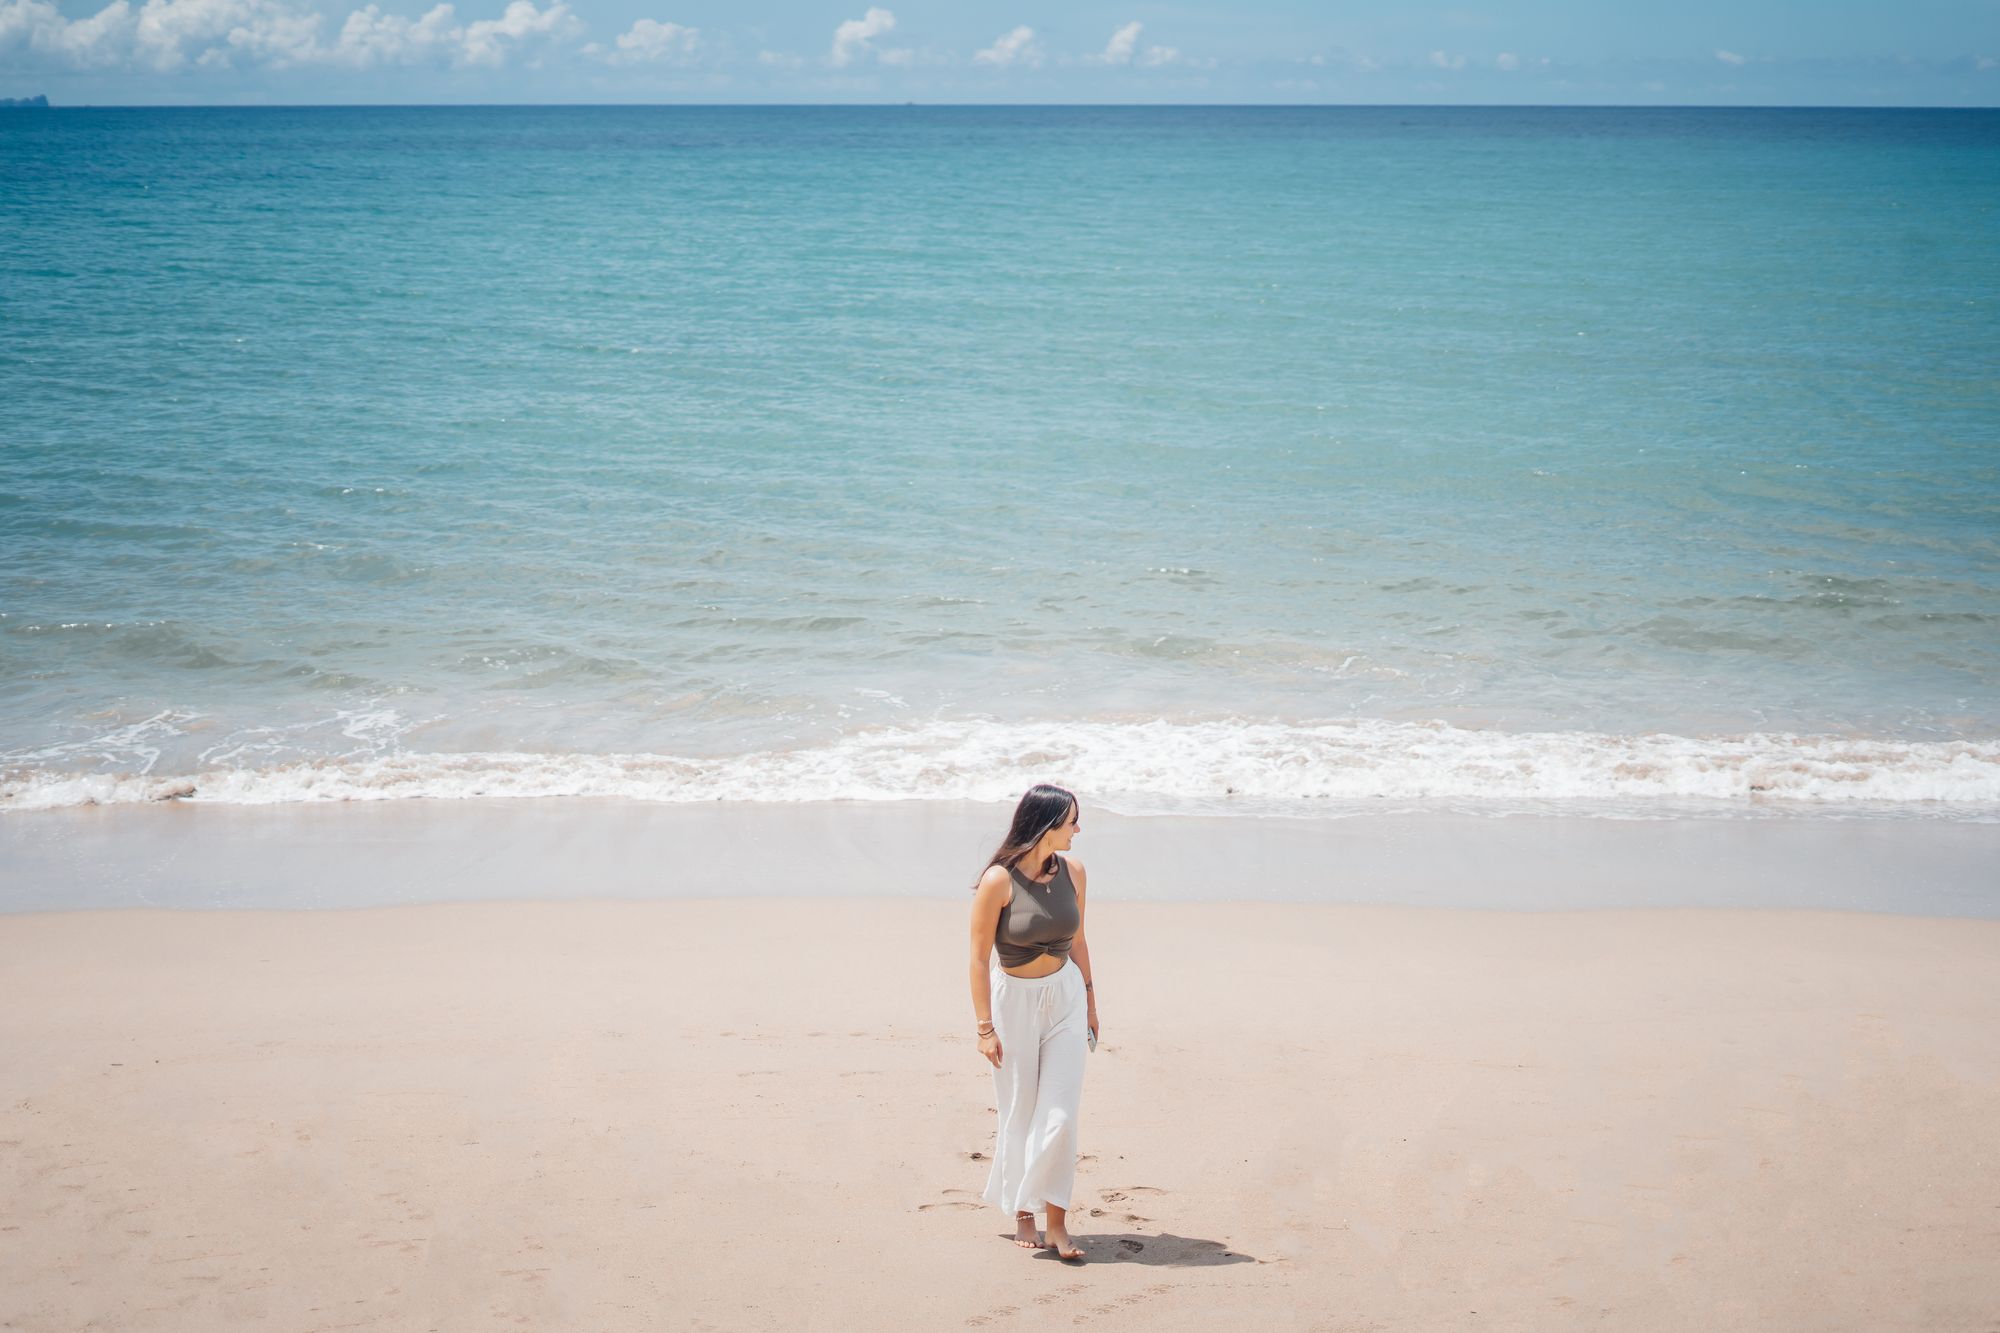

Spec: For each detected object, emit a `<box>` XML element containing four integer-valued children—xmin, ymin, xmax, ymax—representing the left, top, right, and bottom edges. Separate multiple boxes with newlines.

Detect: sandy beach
<box><xmin>3</xmin><ymin>805</ymin><xmax>1998</xmax><ymax>1331</ymax></box>
<box><xmin>8</xmin><ymin>88</ymin><xmax>1999</xmax><ymax>1333</ymax></box>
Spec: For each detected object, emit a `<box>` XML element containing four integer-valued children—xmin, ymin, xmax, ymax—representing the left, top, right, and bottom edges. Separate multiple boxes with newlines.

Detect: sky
<box><xmin>1</xmin><ymin>0</ymin><xmax>1995</xmax><ymax>106</ymax></box>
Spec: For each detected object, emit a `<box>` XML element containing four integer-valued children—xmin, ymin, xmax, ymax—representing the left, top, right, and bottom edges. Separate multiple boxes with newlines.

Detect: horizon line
<box><xmin>9</xmin><ymin>100</ymin><xmax>1998</xmax><ymax>111</ymax></box>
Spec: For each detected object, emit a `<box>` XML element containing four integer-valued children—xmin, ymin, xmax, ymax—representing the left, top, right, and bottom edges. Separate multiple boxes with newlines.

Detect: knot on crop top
<box><xmin>993</xmin><ymin>856</ymin><xmax>1079</xmax><ymax>968</ymax></box>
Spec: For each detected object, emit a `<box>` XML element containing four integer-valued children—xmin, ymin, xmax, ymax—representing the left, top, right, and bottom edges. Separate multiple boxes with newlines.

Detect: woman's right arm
<box><xmin>969</xmin><ymin>867</ymin><xmax>1010</xmax><ymax>1068</ymax></box>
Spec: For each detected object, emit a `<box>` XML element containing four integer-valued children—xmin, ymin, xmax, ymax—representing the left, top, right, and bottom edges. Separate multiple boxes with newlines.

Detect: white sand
<box><xmin>4</xmin><ymin>879</ymin><xmax>1998</xmax><ymax>1329</ymax></box>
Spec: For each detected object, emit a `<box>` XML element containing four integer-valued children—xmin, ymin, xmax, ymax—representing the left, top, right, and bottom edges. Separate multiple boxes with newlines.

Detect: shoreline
<box><xmin>2</xmin><ymin>797</ymin><xmax>1996</xmax><ymax>917</ymax></box>
<box><xmin>8</xmin><ymin>716</ymin><xmax>1999</xmax><ymax>815</ymax></box>
<box><xmin>3</xmin><ymin>898</ymin><xmax>1996</xmax><ymax>1330</ymax></box>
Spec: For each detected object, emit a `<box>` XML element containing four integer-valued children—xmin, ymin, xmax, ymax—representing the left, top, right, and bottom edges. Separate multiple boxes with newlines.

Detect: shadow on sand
<box><xmin>1014</xmin><ymin>1231</ymin><xmax>1261</xmax><ymax>1267</ymax></box>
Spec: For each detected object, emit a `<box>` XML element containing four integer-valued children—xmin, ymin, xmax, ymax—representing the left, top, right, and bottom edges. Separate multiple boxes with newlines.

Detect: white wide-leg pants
<box><xmin>980</xmin><ymin>956</ymin><xmax>1089</xmax><ymax>1215</ymax></box>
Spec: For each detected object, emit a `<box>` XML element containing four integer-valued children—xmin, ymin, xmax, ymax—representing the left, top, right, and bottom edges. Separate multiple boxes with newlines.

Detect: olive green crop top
<box><xmin>993</xmin><ymin>855</ymin><xmax>1080</xmax><ymax>968</ymax></box>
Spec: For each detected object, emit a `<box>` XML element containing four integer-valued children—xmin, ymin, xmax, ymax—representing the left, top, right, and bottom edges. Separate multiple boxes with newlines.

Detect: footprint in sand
<box><xmin>1107</xmin><ymin>1282</ymin><xmax>1184</xmax><ymax>1309</ymax></box>
<box><xmin>918</xmin><ymin>1188</ymin><xmax>985</xmax><ymax>1212</ymax></box>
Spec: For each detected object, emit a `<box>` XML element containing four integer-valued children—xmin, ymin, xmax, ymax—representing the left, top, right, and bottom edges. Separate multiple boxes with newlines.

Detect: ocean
<box><xmin>3</xmin><ymin>105</ymin><xmax>1996</xmax><ymax>819</ymax></box>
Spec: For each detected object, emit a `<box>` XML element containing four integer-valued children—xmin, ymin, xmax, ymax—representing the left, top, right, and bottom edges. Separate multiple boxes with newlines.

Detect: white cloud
<box><xmin>827</xmin><ymin>5</ymin><xmax>891</xmax><ymax>67</ymax></box>
<box><xmin>876</xmin><ymin>44</ymin><xmax>910</xmax><ymax>65</ymax></box>
<box><xmin>973</xmin><ymin>23</ymin><xmax>1038</xmax><ymax>68</ymax></box>
<box><xmin>0</xmin><ymin>0</ymin><xmax>576</xmax><ymax>70</ymax></box>
<box><xmin>1715</xmin><ymin>48</ymin><xmax>1745</xmax><ymax>65</ymax></box>
<box><xmin>1427</xmin><ymin>49</ymin><xmax>1465</xmax><ymax>71</ymax></box>
<box><xmin>1090</xmin><ymin>22</ymin><xmax>1183</xmax><ymax>70</ymax></box>
<box><xmin>0</xmin><ymin>0</ymin><xmax>137</xmax><ymax>67</ymax></box>
<box><xmin>58</xmin><ymin>0</ymin><xmax>139</xmax><ymax>64</ymax></box>
<box><xmin>1979</xmin><ymin>55</ymin><xmax>1997</xmax><ymax>70</ymax></box>
<box><xmin>215</xmin><ymin>1</ymin><xmax>327</xmax><ymax>65</ymax></box>
<box><xmin>134</xmin><ymin>0</ymin><xmax>277</xmax><ymax>70</ymax></box>
<box><xmin>598</xmin><ymin>16</ymin><xmax>695</xmax><ymax>65</ymax></box>
<box><xmin>458</xmin><ymin>0</ymin><xmax>574</xmax><ymax>67</ymax></box>
<box><xmin>11</xmin><ymin>0</ymin><xmax>340</xmax><ymax>71</ymax></box>
<box><xmin>0</xmin><ymin>0</ymin><xmax>50</xmax><ymax>45</ymax></box>
<box><xmin>756</xmin><ymin>47</ymin><xmax>802</xmax><ymax>68</ymax></box>
<box><xmin>1495</xmin><ymin>51</ymin><xmax>1518</xmax><ymax>71</ymax></box>
<box><xmin>1096</xmin><ymin>19</ymin><xmax>1138</xmax><ymax>65</ymax></box>
<box><xmin>331</xmin><ymin>3</ymin><xmax>458</xmax><ymax>66</ymax></box>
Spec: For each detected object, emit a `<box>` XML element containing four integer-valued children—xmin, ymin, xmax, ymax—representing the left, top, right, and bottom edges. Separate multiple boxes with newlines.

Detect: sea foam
<box><xmin>4</xmin><ymin>718</ymin><xmax>1997</xmax><ymax>817</ymax></box>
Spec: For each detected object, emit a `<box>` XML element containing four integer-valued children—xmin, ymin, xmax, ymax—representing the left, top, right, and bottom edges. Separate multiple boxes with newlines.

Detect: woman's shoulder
<box><xmin>1057</xmin><ymin>852</ymin><xmax>1086</xmax><ymax>882</ymax></box>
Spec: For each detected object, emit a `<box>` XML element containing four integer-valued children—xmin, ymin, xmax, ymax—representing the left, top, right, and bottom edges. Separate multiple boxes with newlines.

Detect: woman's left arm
<box><xmin>1071</xmin><ymin>857</ymin><xmax>1097</xmax><ymax>1036</ymax></box>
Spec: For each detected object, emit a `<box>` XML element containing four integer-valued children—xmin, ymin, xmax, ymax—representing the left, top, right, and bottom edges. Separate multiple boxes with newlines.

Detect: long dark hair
<box><xmin>973</xmin><ymin>783</ymin><xmax>1077</xmax><ymax>890</ymax></box>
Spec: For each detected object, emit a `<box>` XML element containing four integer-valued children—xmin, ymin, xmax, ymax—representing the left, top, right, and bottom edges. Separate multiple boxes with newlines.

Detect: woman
<box><xmin>968</xmin><ymin>783</ymin><xmax>1098</xmax><ymax>1263</ymax></box>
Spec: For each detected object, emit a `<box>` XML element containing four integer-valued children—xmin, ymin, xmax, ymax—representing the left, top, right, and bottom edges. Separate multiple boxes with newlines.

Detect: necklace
<box><xmin>1012</xmin><ymin>861</ymin><xmax>1057</xmax><ymax>887</ymax></box>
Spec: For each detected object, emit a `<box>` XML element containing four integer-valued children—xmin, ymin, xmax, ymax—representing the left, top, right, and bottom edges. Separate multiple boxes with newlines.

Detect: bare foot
<box><xmin>1012</xmin><ymin>1212</ymin><xmax>1040</xmax><ymax>1250</ymax></box>
<box><xmin>1043</xmin><ymin>1228</ymin><xmax>1085</xmax><ymax>1261</ymax></box>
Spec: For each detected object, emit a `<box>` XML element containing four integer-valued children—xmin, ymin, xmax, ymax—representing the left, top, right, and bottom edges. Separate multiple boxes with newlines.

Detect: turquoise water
<box><xmin>3</xmin><ymin>106</ymin><xmax>1997</xmax><ymax>815</ymax></box>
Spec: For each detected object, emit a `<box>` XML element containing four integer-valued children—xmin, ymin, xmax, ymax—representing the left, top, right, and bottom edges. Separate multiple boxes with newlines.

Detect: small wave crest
<box><xmin>3</xmin><ymin>718</ymin><xmax>1999</xmax><ymax>816</ymax></box>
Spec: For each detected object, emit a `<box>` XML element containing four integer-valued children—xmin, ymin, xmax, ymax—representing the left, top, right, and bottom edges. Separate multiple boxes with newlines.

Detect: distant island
<box><xmin>1</xmin><ymin>94</ymin><xmax>50</xmax><ymax>108</ymax></box>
